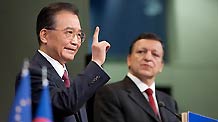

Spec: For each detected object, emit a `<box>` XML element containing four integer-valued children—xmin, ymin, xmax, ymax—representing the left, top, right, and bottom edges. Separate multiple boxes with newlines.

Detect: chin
<box><xmin>65</xmin><ymin>56</ymin><xmax>75</xmax><ymax>61</ymax></box>
<box><xmin>69</xmin><ymin>57</ymin><xmax>75</xmax><ymax>61</ymax></box>
<box><xmin>141</xmin><ymin>71</ymin><xmax>153</xmax><ymax>77</ymax></box>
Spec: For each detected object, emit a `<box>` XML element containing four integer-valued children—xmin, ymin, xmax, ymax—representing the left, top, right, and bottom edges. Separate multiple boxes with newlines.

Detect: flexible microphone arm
<box><xmin>158</xmin><ymin>101</ymin><xmax>181</xmax><ymax>121</ymax></box>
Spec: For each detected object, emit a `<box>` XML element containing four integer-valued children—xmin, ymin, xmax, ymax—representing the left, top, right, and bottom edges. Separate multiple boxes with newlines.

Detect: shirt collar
<box><xmin>38</xmin><ymin>50</ymin><xmax>66</xmax><ymax>78</ymax></box>
<box><xmin>127</xmin><ymin>72</ymin><xmax>156</xmax><ymax>94</ymax></box>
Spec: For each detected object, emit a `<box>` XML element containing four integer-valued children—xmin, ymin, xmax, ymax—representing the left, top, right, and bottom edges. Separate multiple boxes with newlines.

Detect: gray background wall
<box><xmin>0</xmin><ymin>0</ymin><xmax>218</xmax><ymax>121</ymax></box>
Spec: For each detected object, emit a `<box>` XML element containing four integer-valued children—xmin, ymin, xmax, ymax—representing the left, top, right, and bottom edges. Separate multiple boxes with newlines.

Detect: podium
<box><xmin>181</xmin><ymin>111</ymin><xmax>218</xmax><ymax>122</ymax></box>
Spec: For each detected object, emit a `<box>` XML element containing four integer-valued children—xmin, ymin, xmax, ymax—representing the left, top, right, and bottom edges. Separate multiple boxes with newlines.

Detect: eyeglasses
<box><xmin>46</xmin><ymin>27</ymin><xmax>86</xmax><ymax>43</ymax></box>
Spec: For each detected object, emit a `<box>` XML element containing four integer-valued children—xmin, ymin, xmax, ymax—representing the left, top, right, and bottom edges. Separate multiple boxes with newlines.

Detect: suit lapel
<box><xmin>124</xmin><ymin>77</ymin><xmax>160</xmax><ymax>122</ymax></box>
<box><xmin>156</xmin><ymin>91</ymin><xmax>171</xmax><ymax>122</ymax></box>
<box><xmin>33</xmin><ymin>51</ymin><xmax>66</xmax><ymax>88</ymax></box>
<box><xmin>47</xmin><ymin>69</ymin><xmax>65</xmax><ymax>88</ymax></box>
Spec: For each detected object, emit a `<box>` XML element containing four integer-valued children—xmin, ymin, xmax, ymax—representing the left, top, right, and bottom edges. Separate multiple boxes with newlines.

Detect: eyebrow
<box><xmin>138</xmin><ymin>47</ymin><xmax>161</xmax><ymax>53</ymax></box>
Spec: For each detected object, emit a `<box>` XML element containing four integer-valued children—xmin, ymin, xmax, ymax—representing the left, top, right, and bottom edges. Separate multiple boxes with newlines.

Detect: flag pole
<box><xmin>42</xmin><ymin>66</ymin><xmax>48</xmax><ymax>87</ymax></box>
<box><xmin>22</xmin><ymin>59</ymin><xmax>29</xmax><ymax>77</ymax></box>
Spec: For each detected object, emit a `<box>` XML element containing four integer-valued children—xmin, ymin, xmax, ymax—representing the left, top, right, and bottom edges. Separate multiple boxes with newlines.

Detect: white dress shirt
<box><xmin>127</xmin><ymin>72</ymin><xmax>160</xmax><ymax>116</ymax></box>
<box><xmin>38</xmin><ymin>50</ymin><xmax>66</xmax><ymax>81</ymax></box>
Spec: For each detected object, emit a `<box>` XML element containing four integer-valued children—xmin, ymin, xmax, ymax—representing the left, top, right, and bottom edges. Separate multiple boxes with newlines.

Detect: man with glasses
<box><xmin>15</xmin><ymin>2</ymin><xmax>110</xmax><ymax>122</ymax></box>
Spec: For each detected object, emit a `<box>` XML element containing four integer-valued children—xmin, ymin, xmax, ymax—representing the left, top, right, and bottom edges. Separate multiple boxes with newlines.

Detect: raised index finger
<box><xmin>92</xmin><ymin>26</ymin><xmax>99</xmax><ymax>44</ymax></box>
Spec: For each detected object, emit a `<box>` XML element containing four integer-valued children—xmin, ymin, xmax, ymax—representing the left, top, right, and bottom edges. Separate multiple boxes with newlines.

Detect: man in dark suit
<box><xmin>94</xmin><ymin>33</ymin><xmax>179</xmax><ymax>122</ymax></box>
<box><xmin>15</xmin><ymin>2</ymin><xmax>110</xmax><ymax>122</ymax></box>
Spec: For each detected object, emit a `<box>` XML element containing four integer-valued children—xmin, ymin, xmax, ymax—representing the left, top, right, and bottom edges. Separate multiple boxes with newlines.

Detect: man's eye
<box><xmin>66</xmin><ymin>30</ymin><xmax>73</xmax><ymax>34</ymax></box>
<box><xmin>77</xmin><ymin>33</ymin><xmax>82</xmax><ymax>37</ymax></box>
<box><xmin>153</xmin><ymin>53</ymin><xmax>160</xmax><ymax>57</ymax></box>
<box><xmin>137</xmin><ymin>51</ymin><xmax>143</xmax><ymax>53</ymax></box>
<box><xmin>136</xmin><ymin>50</ymin><xmax>145</xmax><ymax>54</ymax></box>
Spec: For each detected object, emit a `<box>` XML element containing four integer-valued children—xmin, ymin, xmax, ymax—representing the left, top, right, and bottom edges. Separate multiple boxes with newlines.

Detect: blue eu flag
<box><xmin>9</xmin><ymin>61</ymin><xmax>31</xmax><ymax>122</ymax></box>
<box><xmin>33</xmin><ymin>67</ymin><xmax>53</xmax><ymax>122</ymax></box>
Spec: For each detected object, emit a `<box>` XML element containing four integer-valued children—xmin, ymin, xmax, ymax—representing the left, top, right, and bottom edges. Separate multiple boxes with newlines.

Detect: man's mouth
<box><xmin>64</xmin><ymin>47</ymin><xmax>76</xmax><ymax>52</ymax></box>
<box><xmin>141</xmin><ymin>64</ymin><xmax>152</xmax><ymax>68</ymax></box>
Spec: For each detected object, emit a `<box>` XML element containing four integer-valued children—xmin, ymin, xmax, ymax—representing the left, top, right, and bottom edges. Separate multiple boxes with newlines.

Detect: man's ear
<box><xmin>127</xmin><ymin>55</ymin><xmax>131</xmax><ymax>69</ymax></box>
<box><xmin>159</xmin><ymin>63</ymin><xmax>164</xmax><ymax>73</ymax></box>
<box><xmin>39</xmin><ymin>29</ymin><xmax>48</xmax><ymax>44</ymax></box>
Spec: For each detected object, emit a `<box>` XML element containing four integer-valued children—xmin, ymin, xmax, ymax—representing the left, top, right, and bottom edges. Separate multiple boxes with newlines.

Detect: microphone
<box><xmin>158</xmin><ymin>101</ymin><xmax>181</xmax><ymax>121</ymax></box>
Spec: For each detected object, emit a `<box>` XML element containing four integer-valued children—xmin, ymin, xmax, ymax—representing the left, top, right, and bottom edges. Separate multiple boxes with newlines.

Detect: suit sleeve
<box><xmin>29</xmin><ymin>61</ymin><xmax>110</xmax><ymax>117</ymax></box>
<box><xmin>94</xmin><ymin>85</ymin><xmax>126</xmax><ymax>122</ymax></box>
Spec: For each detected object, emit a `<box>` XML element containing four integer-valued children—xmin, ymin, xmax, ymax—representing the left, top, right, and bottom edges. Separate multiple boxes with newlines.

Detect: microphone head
<box><xmin>158</xmin><ymin>101</ymin><xmax>166</xmax><ymax>107</ymax></box>
<box><xmin>158</xmin><ymin>101</ymin><xmax>181</xmax><ymax>121</ymax></box>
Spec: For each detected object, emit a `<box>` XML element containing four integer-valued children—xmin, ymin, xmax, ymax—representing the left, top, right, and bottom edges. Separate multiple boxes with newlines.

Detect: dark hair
<box><xmin>36</xmin><ymin>2</ymin><xmax>79</xmax><ymax>44</ymax></box>
<box><xmin>128</xmin><ymin>33</ymin><xmax>165</xmax><ymax>55</ymax></box>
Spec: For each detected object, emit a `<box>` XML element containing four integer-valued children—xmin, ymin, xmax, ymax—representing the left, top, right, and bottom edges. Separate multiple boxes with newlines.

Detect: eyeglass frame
<box><xmin>45</xmin><ymin>27</ymin><xmax>86</xmax><ymax>43</ymax></box>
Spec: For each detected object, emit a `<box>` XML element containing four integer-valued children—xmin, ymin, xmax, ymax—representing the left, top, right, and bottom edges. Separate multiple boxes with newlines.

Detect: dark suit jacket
<box><xmin>94</xmin><ymin>76</ymin><xmax>179</xmax><ymax>122</ymax></box>
<box><xmin>16</xmin><ymin>51</ymin><xmax>110</xmax><ymax>122</ymax></box>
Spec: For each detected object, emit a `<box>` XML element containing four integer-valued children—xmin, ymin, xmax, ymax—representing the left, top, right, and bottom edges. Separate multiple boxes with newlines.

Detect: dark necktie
<box><xmin>145</xmin><ymin>88</ymin><xmax>158</xmax><ymax>115</ymax></box>
<box><xmin>62</xmin><ymin>70</ymin><xmax>70</xmax><ymax>88</ymax></box>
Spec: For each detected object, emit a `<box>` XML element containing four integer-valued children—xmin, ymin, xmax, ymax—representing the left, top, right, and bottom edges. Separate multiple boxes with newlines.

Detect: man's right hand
<box><xmin>91</xmin><ymin>26</ymin><xmax>111</xmax><ymax>66</ymax></box>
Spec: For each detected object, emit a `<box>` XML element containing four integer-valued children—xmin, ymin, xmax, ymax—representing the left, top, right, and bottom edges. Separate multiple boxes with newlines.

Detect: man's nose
<box><xmin>70</xmin><ymin>35</ymin><xmax>80</xmax><ymax>44</ymax></box>
<box><xmin>143</xmin><ymin>52</ymin><xmax>152</xmax><ymax>61</ymax></box>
